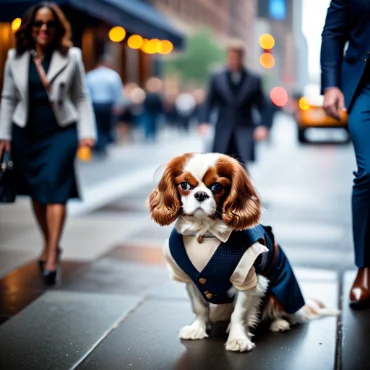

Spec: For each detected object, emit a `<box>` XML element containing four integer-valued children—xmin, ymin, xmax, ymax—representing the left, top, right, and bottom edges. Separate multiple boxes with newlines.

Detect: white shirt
<box><xmin>230</xmin><ymin>71</ymin><xmax>242</xmax><ymax>85</ymax></box>
<box><xmin>175</xmin><ymin>93</ymin><xmax>196</xmax><ymax>115</ymax></box>
<box><xmin>163</xmin><ymin>226</ymin><xmax>268</xmax><ymax>291</ymax></box>
<box><xmin>86</xmin><ymin>66</ymin><xmax>124</xmax><ymax>106</ymax></box>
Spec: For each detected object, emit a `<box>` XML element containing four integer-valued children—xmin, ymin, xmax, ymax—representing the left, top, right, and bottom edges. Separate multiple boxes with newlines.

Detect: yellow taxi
<box><xmin>294</xmin><ymin>95</ymin><xmax>348</xmax><ymax>143</ymax></box>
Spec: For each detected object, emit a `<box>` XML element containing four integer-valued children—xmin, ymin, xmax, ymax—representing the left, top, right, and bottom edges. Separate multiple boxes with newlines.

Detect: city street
<box><xmin>0</xmin><ymin>113</ymin><xmax>355</xmax><ymax>275</ymax></box>
<box><xmin>0</xmin><ymin>114</ymin><xmax>364</xmax><ymax>370</ymax></box>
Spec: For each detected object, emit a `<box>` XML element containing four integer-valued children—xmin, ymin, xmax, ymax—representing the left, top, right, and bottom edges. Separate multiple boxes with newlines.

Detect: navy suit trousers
<box><xmin>348</xmin><ymin>80</ymin><xmax>370</xmax><ymax>267</ymax></box>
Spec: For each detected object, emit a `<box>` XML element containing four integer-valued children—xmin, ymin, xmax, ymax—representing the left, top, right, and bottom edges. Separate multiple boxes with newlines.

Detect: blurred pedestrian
<box><xmin>116</xmin><ymin>83</ymin><xmax>137</xmax><ymax>143</ymax></box>
<box><xmin>261</xmin><ymin>98</ymin><xmax>279</xmax><ymax>133</ymax></box>
<box><xmin>86</xmin><ymin>55</ymin><xmax>124</xmax><ymax>154</ymax></box>
<box><xmin>142</xmin><ymin>77</ymin><xmax>163</xmax><ymax>142</ymax></box>
<box><xmin>199</xmin><ymin>40</ymin><xmax>269</xmax><ymax>168</ymax></box>
<box><xmin>192</xmin><ymin>88</ymin><xmax>206</xmax><ymax>125</ymax></box>
<box><xmin>321</xmin><ymin>0</ymin><xmax>370</xmax><ymax>309</ymax></box>
<box><xmin>163</xmin><ymin>91</ymin><xmax>179</xmax><ymax>129</ymax></box>
<box><xmin>175</xmin><ymin>91</ymin><xmax>196</xmax><ymax>132</ymax></box>
<box><xmin>0</xmin><ymin>2</ymin><xmax>96</xmax><ymax>285</ymax></box>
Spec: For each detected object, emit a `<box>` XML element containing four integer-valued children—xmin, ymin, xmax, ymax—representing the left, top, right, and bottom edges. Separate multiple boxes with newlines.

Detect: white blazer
<box><xmin>0</xmin><ymin>47</ymin><xmax>96</xmax><ymax>140</ymax></box>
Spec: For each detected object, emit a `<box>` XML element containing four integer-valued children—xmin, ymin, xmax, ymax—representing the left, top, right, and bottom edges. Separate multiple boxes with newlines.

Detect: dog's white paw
<box><xmin>269</xmin><ymin>319</ymin><xmax>290</xmax><ymax>332</ymax></box>
<box><xmin>179</xmin><ymin>324</ymin><xmax>208</xmax><ymax>340</ymax></box>
<box><xmin>225</xmin><ymin>337</ymin><xmax>256</xmax><ymax>352</ymax></box>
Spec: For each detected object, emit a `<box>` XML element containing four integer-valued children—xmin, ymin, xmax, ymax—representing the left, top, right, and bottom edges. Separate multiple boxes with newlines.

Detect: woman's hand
<box><xmin>79</xmin><ymin>138</ymin><xmax>95</xmax><ymax>148</ymax></box>
<box><xmin>0</xmin><ymin>140</ymin><xmax>11</xmax><ymax>157</ymax></box>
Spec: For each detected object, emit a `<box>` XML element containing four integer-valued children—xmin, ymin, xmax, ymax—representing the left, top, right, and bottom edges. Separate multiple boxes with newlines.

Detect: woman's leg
<box><xmin>31</xmin><ymin>199</ymin><xmax>49</xmax><ymax>260</ymax></box>
<box><xmin>45</xmin><ymin>203</ymin><xmax>66</xmax><ymax>271</ymax></box>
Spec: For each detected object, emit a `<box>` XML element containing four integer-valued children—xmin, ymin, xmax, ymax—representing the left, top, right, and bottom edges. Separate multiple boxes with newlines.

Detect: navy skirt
<box><xmin>11</xmin><ymin>124</ymin><xmax>80</xmax><ymax>204</ymax></box>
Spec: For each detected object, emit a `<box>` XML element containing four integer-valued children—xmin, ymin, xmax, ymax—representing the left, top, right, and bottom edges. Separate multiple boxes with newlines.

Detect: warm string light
<box><xmin>109</xmin><ymin>26</ymin><xmax>126</xmax><ymax>42</ymax></box>
<box><xmin>139</xmin><ymin>39</ymin><xmax>173</xmax><ymax>54</ymax></box>
<box><xmin>11</xmin><ymin>18</ymin><xmax>21</xmax><ymax>31</ymax></box>
<box><xmin>108</xmin><ymin>27</ymin><xmax>174</xmax><ymax>54</ymax></box>
<box><xmin>127</xmin><ymin>34</ymin><xmax>143</xmax><ymax>49</ymax></box>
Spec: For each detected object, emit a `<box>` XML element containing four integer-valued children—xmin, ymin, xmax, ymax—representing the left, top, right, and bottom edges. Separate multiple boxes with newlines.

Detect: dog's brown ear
<box><xmin>220</xmin><ymin>156</ymin><xmax>262</xmax><ymax>230</ymax></box>
<box><xmin>148</xmin><ymin>153</ymin><xmax>193</xmax><ymax>226</ymax></box>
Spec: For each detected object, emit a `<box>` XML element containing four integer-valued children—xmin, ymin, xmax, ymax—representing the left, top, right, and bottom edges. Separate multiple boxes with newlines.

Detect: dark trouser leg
<box><xmin>93</xmin><ymin>104</ymin><xmax>113</xmax><ymax>153</ymax></box>
<box><xmin>144</xmin><ymin>113</ymin><xmax>157</xmax><ymax>141</ymax></box>
<box><xmin>348</xmin><ymin>89</ymin><xmax>370</xmax><ymax>268</ymax></box>
<box><xmin>226</xmin><ymin>134</ymin><xmax>246</xmax><ymax>170</ymax></box>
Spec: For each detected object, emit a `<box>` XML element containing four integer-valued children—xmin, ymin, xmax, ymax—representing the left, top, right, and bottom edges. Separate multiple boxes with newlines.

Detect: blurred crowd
<box><xmin>118</xmin><ymin>78</ymin><xmax>205</xmax><ymax>143</ymax></box>
<box><xmin>86</xmin><ymin>57</ymin><xmax>206</xmax><ymax>155</ymax></box>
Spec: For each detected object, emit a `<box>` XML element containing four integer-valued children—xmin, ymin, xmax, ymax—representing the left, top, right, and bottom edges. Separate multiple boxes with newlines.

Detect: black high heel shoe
<box><xmin>38</xmin><ymin>259</ymin><xmax>46</xmax><ymax>272</ymax></box>
<box><xmin>38</xmin><ymin>248</ymin><xmax>61</xmax><ymax>272</ymax></box>
<box><xmin>42</xmin><ymin>248</ymin><xmax>62</xmax><ymax>286</ymax></box>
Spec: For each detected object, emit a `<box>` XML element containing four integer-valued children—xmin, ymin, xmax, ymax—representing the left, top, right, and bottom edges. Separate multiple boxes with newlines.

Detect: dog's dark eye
<box><xmin>180</xmin><ymin>182</ymin><xmax>192</xmax><ymax>191</ymax></box>
<box><xmin>210</xmin><ymin>183</ymin><xmax>223</xmax><ymax>193</ymax></box>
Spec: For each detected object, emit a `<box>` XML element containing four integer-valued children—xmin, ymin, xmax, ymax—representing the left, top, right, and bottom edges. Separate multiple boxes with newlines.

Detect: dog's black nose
<box><xmin>194</xmin><ymin>192</ymin><xmax>210</xmax><ymax>202</ymax></box>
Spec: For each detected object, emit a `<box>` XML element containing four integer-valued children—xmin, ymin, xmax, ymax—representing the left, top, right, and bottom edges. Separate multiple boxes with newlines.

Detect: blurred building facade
<box><xmin>0</xmin><ymin>0</ymin><xmax>184</xmax><ymax>89</ymax></box>
<box><xmin>254</xmin><ymin>0</ymin><xmax>308</xmax><ymax>93</ymax></box>
<box><xmin>151</xmin><ymin>0</ymin><xmax>257</xmax><ymax>67</ymax></box>
<box><xmin>152</xmin><ymin>0</ymin><xmax>307</xmax><ymax>96</ymax></box>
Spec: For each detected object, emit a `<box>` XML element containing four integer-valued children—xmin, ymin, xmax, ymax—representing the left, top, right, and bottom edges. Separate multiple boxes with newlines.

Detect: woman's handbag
<box><xmin>0</xmin><ymin>150</ymin><xmax>16</xmax><ymax>203</ymax></box>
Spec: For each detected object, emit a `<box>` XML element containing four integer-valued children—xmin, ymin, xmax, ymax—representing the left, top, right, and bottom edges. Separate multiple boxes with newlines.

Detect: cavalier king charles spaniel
<box><xmin>148</xmin><ymin>152</ymin><xmax>338</xmax><ymax>352</ymax></box>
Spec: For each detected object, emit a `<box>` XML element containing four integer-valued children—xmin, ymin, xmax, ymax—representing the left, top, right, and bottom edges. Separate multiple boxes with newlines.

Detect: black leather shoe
<box><xmin>350</xmin><ymin>268</ymin><xmax>370</xmax><ymax>310</ymax></box>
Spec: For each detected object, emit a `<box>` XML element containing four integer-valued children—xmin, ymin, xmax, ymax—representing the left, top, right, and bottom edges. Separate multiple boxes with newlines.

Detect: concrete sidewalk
<box><xmin>0</xmin><ymin>240</ymin><xmax>354</xmax><ymax>370</ymax></box>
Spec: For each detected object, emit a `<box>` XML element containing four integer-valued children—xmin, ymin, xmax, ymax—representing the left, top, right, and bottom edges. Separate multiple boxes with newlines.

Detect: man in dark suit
<box><xmin>199</xmin><ymin>40</ymin><xmax>269</xmax><ymax>167</ymax></box>
<box><xmin>321</xmin><ymin>0</ymin><xmax>370</xmax><ymax>309</ymax></box>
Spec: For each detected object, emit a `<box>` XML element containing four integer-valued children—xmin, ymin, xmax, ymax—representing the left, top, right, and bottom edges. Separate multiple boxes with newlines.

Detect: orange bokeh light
<box><xmin>127</xmin><ymin>34</ymin><xmax>143</xmax><ymax>49</ymax></box>
<box><xmin>141</xmin><ymin>39</ymin><xmax>158</xmax><ymax>54</ymax></box>
<box><xmin>11</xmin><ymin>18</ymin><xmax>21</xmax><ymax>31</ymax></box>
<box><xmin>260</xmin><ymin>53</ymin><xmax>275</xmax><ymax>69</ymax></box>
<box><xmin>259</xmin><ymin>34</ymin><xmax>275</xmax><ymax>50</ymax></box>
<box><xmin>270</xmin><ymin>87</ymin><xmax>289</xmax><ymax>107</ymax></box>
<box><xmin>157</xmin><ymin>40</ymin><xmax>173</xmax><ymax>54</ymax></box>
<box><xmin>109</xmin><ymin>26</ymin><xmax>126</xmax><ymax>42</ymax></box>
<box><xmin>299</xmin><ymin>97</ymin><xmax>310</xmax><ymax>110</ymax></box>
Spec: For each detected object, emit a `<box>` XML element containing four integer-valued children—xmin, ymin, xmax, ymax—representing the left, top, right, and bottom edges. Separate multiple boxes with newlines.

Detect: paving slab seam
<box><xmin>335</xmin><ymin>271</ymin><xmax>344</xmax><ymax>370</ymax></box>
<box><xmin>70</xmin><ymin>277</ymin><xmax>170</xmax><ymax>369</ymax></box>
<box><xmin>71</xmin><ymin>294</ymin><xmax>147</xmax><ymax>370</ymax></box>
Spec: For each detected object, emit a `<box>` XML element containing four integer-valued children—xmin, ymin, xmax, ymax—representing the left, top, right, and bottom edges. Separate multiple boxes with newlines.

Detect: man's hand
<box><xmin>323</xmin><ymin>87</ymin><xmax>346</xmax><ymax>120</ymax></box>
<box><xmin>0</xmin><ymin>140</ymin><xmax>11</xmax><ymax>157</ymax></box>
<box><xmin>197</xmin><ymin>123</ymin><xmax>211</xmax><ymax>136</ymax></box>
<box><xmin>79</xmin><ymin>138</ymin><xmax>95</xmax><ymax>148</ymax></box>
<box><xmin>254</xmin><ymin>126</ymin><xmax>269</xmax><ymax>142</ymax></box>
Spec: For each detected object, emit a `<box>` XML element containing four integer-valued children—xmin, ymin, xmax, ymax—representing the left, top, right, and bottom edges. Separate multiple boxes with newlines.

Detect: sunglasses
<box><xmin>33</xmin><ymin>20</ymin><xmax>57</xmax><ymax>29</ymax></box>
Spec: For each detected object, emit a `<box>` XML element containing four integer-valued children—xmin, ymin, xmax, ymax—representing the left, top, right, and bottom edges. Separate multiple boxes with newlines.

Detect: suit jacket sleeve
<box><xmin>0</xmin><ymin>50</ymin><xmax>16</xmax><ymax>140</ymax></box>
<box><xmin>254</xmin><ymin>76</ymin><xmax>267</xmax><ymax>127</ymax></box>
<box><xmin>320</xmin><ymin>0</ymin><xmax>350</xmax><ymax>93</ymax></box>
<box><xmin>200</xmin><ymin>73</ymin><xmax>217</xmax><ymax>124</ymax></box>
<box><xmin>70</xmin><ymin>48</ymin><xmax>97</xmax><ymax>140</ymax></box>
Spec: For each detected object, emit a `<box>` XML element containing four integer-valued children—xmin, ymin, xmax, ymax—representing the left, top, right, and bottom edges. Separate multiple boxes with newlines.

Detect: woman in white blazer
<box><xmin>0</xmin><ymin>2</ymin><xmax>96</xmax><ymax>285</ymax></box>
